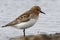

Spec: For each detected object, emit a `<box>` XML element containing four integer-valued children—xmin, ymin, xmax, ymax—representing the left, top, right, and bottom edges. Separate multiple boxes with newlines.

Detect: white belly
<box><xmin>14</xmin><ymin>19</ymin><xmax>37</xmax><ymax>29</ymax></box>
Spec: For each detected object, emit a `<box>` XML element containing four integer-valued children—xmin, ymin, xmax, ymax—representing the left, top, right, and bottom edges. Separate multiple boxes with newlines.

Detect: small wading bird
<box><xmin>2</xmin><ymin>6</ymin><xmax>46</xmax><ymax>37</ymax></box>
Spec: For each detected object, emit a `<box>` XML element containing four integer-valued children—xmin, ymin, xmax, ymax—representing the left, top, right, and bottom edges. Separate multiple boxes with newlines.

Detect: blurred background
<box><xmin>0</xmin><ymin>0</ymin><xmax>60</xmax><ymax>40</ymax></box>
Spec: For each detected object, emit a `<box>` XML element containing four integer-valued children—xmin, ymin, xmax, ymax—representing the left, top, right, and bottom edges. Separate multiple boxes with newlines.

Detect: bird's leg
<box><xmin>23</xmin><ymin>29</ymin><xmax>25</xmax><ymax>37</ymax></box>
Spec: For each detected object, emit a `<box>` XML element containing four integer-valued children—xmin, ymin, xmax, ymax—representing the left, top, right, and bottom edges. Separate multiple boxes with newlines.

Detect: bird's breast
<box><xmin>14</xmin><ymin>18</ymin><xmax>38</xmax><ymax>29</ymax></box>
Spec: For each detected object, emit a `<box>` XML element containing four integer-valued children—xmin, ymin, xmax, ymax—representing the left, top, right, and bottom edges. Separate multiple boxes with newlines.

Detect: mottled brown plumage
<box><xmin>4</xmin><ymin>12</ymin><xmax>31</xmax><ymax>26</ymax></box>
<box><xmin>2</xmin><ymin>6</ymin><xmax>45</xmax><ymax>37</ymax></box>
<box><xmin>2</xmin><ymin>6</ymin><xmax>42</xmax><ymax>27</ymax></box>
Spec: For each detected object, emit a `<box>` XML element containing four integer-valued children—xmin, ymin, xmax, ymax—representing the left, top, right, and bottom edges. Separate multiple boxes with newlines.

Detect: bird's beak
<box><xmin>40</xmin><ymin>11</ymin><xmax>46</xmax><ymax>14</ymax></box>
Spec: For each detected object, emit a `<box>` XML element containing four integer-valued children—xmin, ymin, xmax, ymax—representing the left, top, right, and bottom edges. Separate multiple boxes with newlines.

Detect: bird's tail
<box><xmin>2</xmin><ymin>25</ymin><xmax>7</xmax><ymax>27</ymax></box>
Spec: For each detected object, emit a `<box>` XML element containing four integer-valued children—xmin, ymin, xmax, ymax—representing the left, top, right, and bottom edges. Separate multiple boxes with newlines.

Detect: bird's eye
<box><xmin>37</xmin><ymin>9</ymin><xmax>40</xmax><ymax>11</ymax></box>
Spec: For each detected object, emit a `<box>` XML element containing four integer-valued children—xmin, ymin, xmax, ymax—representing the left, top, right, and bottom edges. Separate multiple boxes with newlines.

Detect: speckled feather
<box><xmin>2</xmin><ymin>6</ymin><xmax>41</xmax><ymax>28</ymax></box>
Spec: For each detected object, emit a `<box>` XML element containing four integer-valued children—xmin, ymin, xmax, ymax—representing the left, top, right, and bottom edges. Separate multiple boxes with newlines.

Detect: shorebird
<box><xmin>2</xmin><ymin>6</ymin><xmax>45</xmax><ymax>37</ymax></box>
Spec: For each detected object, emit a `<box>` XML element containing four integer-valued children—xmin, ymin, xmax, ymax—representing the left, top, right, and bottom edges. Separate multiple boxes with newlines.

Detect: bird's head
<box><xmin>31</xmin><ymin>6</ymin><xmax>46</xmax><ymax>14</ymax></box>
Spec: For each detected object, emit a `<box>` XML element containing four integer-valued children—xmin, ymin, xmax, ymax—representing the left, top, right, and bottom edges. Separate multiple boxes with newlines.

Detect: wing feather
<box><xmin>2</xmin><ymin>12</ymin><xmax>31</xmax><ymax>27</ymax></box>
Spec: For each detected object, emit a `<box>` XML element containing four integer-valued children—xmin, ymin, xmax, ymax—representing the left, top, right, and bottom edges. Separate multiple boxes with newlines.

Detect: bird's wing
<box><xmin>2</xmin><ymin>12</ymin><xmax>31</xmax><ymax>27</ymax></box>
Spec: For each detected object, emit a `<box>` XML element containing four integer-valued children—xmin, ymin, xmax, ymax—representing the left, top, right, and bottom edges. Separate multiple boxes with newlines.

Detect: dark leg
<box><xmin>23</xmin><ymin>29</ymin><xmax>25</xmax><ymax>37</ymax></box>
